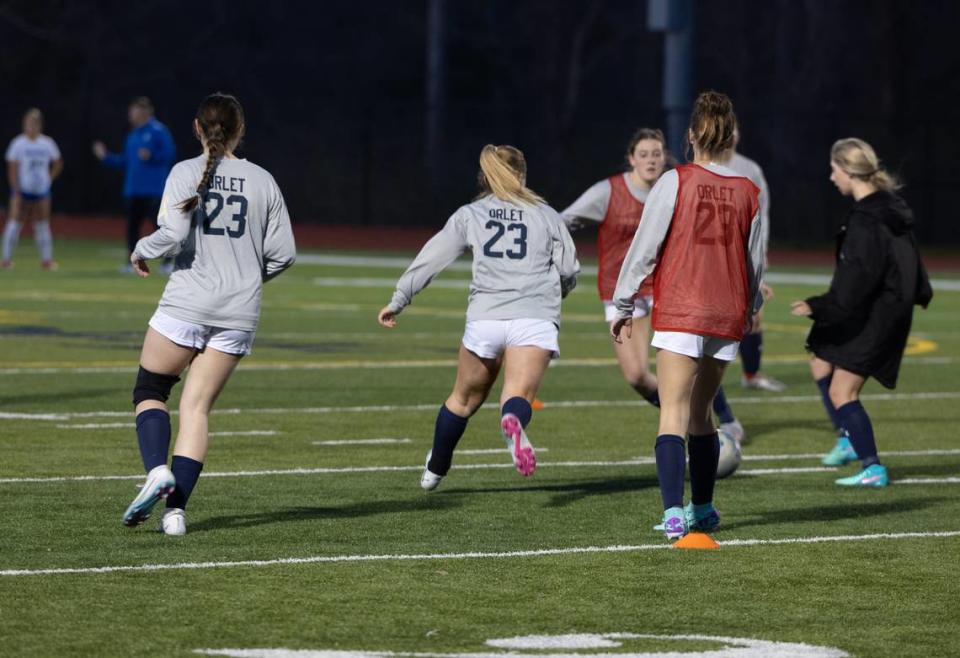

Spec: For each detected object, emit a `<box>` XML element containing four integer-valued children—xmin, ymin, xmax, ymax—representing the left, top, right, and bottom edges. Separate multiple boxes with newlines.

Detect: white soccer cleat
<box><xmin>122</xmin><ymin>464</ymin><xmax>176</xmax><ymax>527</ymax></box>
<box><xmin>161</xmin><ymin>508</ymin><xmax>187</xmax><ymax>536</ymax></box>
<box><xmin>720</xmin><ymin>418</ymin><xmax>746</xmax><ymax>446</ymax></box>
<box><xmin>741</xmin><ymin>373</ymin><xmax>786</xmax><ymax>392</ymax></box>
<box><xmin>420</xmin><ymin>451</ymin><xmax>443</xmax><ymax>491</ymax></box>
<box><xmin>501</xmin><ymin>413</ymin><xmax>536</xmax><ymax>477</ymax></box>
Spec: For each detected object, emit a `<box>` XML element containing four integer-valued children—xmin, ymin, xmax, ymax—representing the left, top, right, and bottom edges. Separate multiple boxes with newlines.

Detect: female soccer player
<box><xmin>122</xmin><ymin>93</ymin><xmax>296</xmax><ymax>535</ymax></box>
<box><xmin>791</xmin><ymin>138</ymin><xmax>931</xmax><ymax>487</ymax></box>
<box><xmin>379</xmin><ymin>144</ymin><xmax>579</xmax><ymax>490</ymax></box>
<box><xmin>562</xmin><ymin>128</ymin><xmax>745</xmax><ymax>442</ymax></box>
<box><xmin>3</xmin><ymin>108</ymin><xmax>63</xmax><ymax>270</ymax></box>
<box><xmin>611</xmin><ymin>91</ymin><xmax>764</xmax><ymax>540</ymax></box>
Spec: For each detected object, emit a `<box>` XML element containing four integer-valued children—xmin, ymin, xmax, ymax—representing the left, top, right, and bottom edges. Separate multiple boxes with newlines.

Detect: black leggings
<box><xmin>125</xmin><ymin>196</ymin><xmax>162</xmax><ymax>256</ymax></box>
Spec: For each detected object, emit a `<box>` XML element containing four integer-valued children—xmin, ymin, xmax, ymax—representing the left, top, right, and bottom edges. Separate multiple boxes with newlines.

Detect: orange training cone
<box><xmin>532</xmin><ymin>398</ymin><xmax>544</xmax><ymax>410</ymax></box>
<box><xmin>673</xmin><ymin>532</ymin><xmax>720</xmax><ymax>550</ymax></box>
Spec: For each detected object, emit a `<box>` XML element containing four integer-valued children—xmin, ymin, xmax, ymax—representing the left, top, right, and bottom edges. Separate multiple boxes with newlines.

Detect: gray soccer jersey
<box><xmin>725</xmin><ymin>152</ymin><xmax>770</xmax><ymax>254</ymax></box>
<box><xmin>133</xmin><ymin>156</ymin><xmax>297</xmax><ymax>331</ymax></box>
<box><xmin>388</xmin><ymin>195</ymin><xmax>580</xmax><ymax>325</ymax></box>
<box><xmin>612</xmin><ymin>163</ymin><xmax>765</xmax><ymax>320</ymax></box>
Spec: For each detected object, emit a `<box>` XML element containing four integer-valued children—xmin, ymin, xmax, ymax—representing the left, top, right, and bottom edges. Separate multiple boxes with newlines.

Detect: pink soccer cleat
<box><xmin>501</xmin><ymin>413</ymin><xmax>536</xmax><ymax>477</ymax></box>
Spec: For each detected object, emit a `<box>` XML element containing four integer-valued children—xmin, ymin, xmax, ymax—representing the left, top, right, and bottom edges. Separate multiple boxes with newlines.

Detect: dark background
<box><xmin>1</xmin><ymin>0</ymin><xmax>957</xmax><ymax>244</ymax></box>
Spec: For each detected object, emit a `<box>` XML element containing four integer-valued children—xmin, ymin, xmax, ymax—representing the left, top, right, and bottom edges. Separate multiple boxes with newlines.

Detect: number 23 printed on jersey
<box><xmin>483</xmin><ymin>220</ymin><xmax>527</xmax><ymax>259</ymax></box>
<box><xmin>203</xmin><ymin>191</ymin><xmax>247</xmax><ymax>239</ymax></box>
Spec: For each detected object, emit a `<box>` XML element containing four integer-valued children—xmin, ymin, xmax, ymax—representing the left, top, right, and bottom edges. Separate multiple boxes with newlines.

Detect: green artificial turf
<box><xmin>0</xmin><ymin>239</ymin><xmax>958</xmax><ymax>657</ymax></box>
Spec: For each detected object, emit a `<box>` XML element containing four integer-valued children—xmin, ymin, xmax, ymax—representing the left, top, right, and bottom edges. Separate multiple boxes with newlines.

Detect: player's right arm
<box><xmin>560</xmin><ymin>179</ymin><xmax>610</xmax><ymax>231</ymax></box>
<box><xmin>132</xmin><ymin>165</ymin><xmax>193</xmax><ymax>263</ymax></box>
<box><xmin>380</xmin><ymin>210</ymin><xmax>469</xmax><ymax>325</ymax></box>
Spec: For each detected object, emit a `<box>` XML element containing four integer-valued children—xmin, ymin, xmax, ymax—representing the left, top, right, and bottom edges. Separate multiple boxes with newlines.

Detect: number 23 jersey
<box><xmin>612</xmin><ymin>163</ymin><xmax>763</xmax><ymax>341</ymax></box>
<box><xmin>389</xmin><ymin>195</ymin><xmax>580</xmax><ymax>325</ymax></box>
<box><xmin>134</xmin><ymin>156</ymin><xmax>297</xmax><ymax>332</ymax></box>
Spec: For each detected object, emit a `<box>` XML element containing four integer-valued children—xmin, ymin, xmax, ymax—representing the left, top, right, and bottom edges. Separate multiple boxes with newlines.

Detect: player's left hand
<box><xmin>378</xmin><ymin>306</ymin><xmax>397</xmax><ymax>328</ymax></box>
<box><xmin>610</xmin><ymin>317</ymin><xmax>632</xmax><ymax>343</ymax></box>
<box><xmin>790</xmin><ymin>300</ymin><xmax>812</xmax><ymax>317</ymax></box>
<box><xmin>761</xmin><ymin>282</ymin><xmax>774</xmax><ymax>300</ymax></box>
<box><xmin>137</xmin><ymin>148</ymin><xmax>152</xmax><ymax>161</ymax></box>
<box><xmin>130</xmin><ymin>253</ymin><xmax>150</xmax><ymax>278</ymax></box>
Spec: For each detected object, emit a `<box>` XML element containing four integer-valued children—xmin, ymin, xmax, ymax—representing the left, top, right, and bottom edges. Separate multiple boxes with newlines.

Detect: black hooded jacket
<box><xmin>805</xmin><ymin>190</ymin><xmax>932</xmax><ymax>388</ymax></box>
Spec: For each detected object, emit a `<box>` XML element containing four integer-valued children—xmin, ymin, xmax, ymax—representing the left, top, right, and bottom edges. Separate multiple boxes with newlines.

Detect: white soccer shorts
<box><xmin>651</xmin><ymin>330</ymin><xmax>740</xmax><ymax>362</ymax></box>
<box><xmin>149</xmin><ymin>309</ymin><xmax>255</xmax><ymax>356</ymax></box>
<box><xmin>603</xmin><ymin>296</ymin><xmax>653</xmax><ymax>323</ymax></box>
<box><xmin>462</xmin><ymin>318</ymin><xmax>560</xmax><ymax>359</ymax></box>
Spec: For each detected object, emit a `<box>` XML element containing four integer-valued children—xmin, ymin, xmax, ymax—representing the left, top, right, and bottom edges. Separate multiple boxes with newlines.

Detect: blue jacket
<box><xmin>101</xmin><ymin>118</ymin><xmax>176</xmax><ymax>198</ymax></box>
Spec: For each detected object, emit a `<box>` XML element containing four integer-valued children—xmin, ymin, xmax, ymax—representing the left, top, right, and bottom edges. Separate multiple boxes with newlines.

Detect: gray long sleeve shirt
<box><xmin>612</xmin><ymin>163</ymin><xmax>765</xmax><ymax>321</ymax></box>
<box><xmin>725</xmin><ymin>151</ymin><xmax>770</xmax><ymax>255</ymax></box>
<box><xmin>388</xmin><ymin>195</ymin><xmax>580</xmax><ymax>325</ymax></box>
<box><xmin>134</xmin><ymin>156</ymin><xmax>297</xmax><ymax>331</ymax></box>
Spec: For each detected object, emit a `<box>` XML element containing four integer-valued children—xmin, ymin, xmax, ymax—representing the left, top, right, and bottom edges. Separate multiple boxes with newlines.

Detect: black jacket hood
<box><xmin>854</xmin><ymin>190</ymin><xmax>914</xmax><ymax>235</ymax></box>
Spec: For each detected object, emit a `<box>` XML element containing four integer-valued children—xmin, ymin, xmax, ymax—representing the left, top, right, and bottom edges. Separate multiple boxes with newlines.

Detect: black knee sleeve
<box><xmin>132</xmin><ymin>367</ymin><xmax>181</xmax><ymax>405</ymax></box>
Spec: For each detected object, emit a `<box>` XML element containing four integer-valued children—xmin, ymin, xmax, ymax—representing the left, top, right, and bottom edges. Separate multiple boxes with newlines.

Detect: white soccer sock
<box><xmin>34</xmin><ymin>220</ymin><xmax>53</xmax><ymax>262</ymax></box>
<box><xmin>2</xmin><ymin>219</ymin><xmax>22</xmax><ymax>262</ymax></box>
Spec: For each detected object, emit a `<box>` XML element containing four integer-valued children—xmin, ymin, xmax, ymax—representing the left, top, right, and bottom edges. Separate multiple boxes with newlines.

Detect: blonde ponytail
<box><xmin>831</xmin><ymin>137</ymin><xmax>902</xmax><ymax>192</ymax></box>
<box><xmin>476</xmin><ymin>144</ymin><xmax>545</xmax><ymax>206</ymax></box>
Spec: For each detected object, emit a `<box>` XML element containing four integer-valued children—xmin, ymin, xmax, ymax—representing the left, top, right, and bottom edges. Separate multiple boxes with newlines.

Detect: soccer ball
<box><xmin>716</xmin><ymin>427</ymin><xmax>742</xmax><ymax>479</ymax></box>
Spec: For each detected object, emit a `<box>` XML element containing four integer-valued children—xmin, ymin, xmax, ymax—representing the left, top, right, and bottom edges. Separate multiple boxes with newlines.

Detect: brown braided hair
<box><xmin>177</xmin><ymin>93</ymin><xmax>245</xmax><ymax>212</ymax></box>
<box><xmin>686</xmin><ymin>90</ymin><xmax>737</xmax><ymax>161</ymax></box>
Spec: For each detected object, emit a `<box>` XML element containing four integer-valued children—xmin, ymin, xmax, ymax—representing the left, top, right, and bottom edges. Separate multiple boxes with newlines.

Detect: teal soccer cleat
<box><xmin>685</xmin><ymin>502</ymin><xmax>721</xmax><ymax>532</ymax></box>
<box><xmin>822</xmin><ymin>433</ymin><xmax>858</xmax><ymax>466</ymax></box>
<box><xmin>836</xmin><ymin>463</ymin><xmax>889</xmax><ymax>487</ymax></box>
<box><xmin>122</xmin><ymin>465</ymin><xmax>176</xmax><ymax>527</ymax></box>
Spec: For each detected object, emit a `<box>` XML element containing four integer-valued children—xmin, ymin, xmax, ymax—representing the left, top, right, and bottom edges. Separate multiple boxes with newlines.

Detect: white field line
<box><xmin>296</xmin><ymin>254</ymin><xmax>960</xmax><ymax>291</ymax></box>
<box><xmin>894</xmin><ymin>477</ymin><xmax>960</xmax><ymax>484</ymax></box>
<box><xmin>3</xmin><ymin>530</ymin><xmax>958</xmax><ymax>578</ymax></box>
<box><xmin>5</xmin><ymin>390</ymin><xmax>960</xmax><ymax>422</ymax></box>
<box><xmin>1</xmin><ymin>457</ymin><xmax>956</xmax><ymax>486</ymax></box>
<box><xmin>50</xmin><ymin>424</ymin><xmax>279</xmax><ymax>437</ymax></box>
<box><xmin>0</xmin><ymin>355</ymin><xmax>953</xmax><ymax>376</ymax></box>
<box><xmin>634</xmin><ymin>448</ymin><xmax>960</xmax><ymax>462</ymax></box>
<box><xmin>312</xmin><ymin>438</ymin><xmax>412</xmax><ymax>446</ymax></box>
<box><xmin>458</xmin><ymin>448</ymin><xmax>549</xmax><ymax>455</ymax></box>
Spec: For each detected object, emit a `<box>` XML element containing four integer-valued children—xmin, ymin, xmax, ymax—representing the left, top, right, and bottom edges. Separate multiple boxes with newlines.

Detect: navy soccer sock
<box><xmin>654</xmin><ymin>434</ymin><xmax>686</xmax><ymax>510</ymax></box>
<box><xmin>816</xmin><ymin>375</ymin><xmax>842</xmax><ymax>431</ymax></box>
<box><xmin>712</xmin><ymin>387</ymin><xmax>736</xmax><ymax>424</ymax></box>
<box><xmin>501</xmin><ymin>396</ymin><xmax>533</xmax><ymax>427</ymax></box>
<box><xmin>136</xmin><ymin>408</ymin><xmax>171</xmax><ymax>472</ymax></box>
<box><xmin>836</xmin><ymin>401</ymin><xmax>880</xmax><ymax>468</ymax></box>
<box><xmin>740</xmin><ymin>332</ymin><xmax>763</xmax><ymax>377</ymax></box>
<box><xmin>166</xmin><ymin>455</ymin><xmax>203</xmax><ymax>510</ymax></box>
<box><xmin>427</xmin><ymin>405</ymin><xmax>469</xmax><ymax>476</ymax></box>
<box><xmin>688</xmin><ymin>431</ymin><xmax>720</xmax><ymax>505</ymax></box>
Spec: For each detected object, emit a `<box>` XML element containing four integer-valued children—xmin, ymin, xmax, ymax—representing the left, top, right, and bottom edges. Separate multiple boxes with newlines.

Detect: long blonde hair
<box><xmin>476</xmin><ymin>144</ymin><xmax>545</xmax><ymax>206</ymax></box>
<box><xmin>831</xmin><ymin>137</ymin><xmax>901</xmax><ymax>192</ymax></box>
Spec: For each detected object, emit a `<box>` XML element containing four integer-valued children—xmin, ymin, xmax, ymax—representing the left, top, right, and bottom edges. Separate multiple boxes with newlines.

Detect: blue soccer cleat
<box><xmin>685</xmin><ymin>502</ymin><xmax>721</xmax><ymax>532</ymax></box>
<box><xmin>822</xmin><ymin>433</ymin><xmax>858</xmax><ymax>466</ymax></box>
<box><xmin>836</xmin><ymin>463</ymin><xmax>888</xmax><ymax>487</ymax></box>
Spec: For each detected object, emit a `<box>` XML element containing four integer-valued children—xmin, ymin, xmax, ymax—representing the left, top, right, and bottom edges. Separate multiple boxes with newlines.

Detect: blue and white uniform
<box><xmin>6</xmin><ymin>134</ymin><xmax>60</xmax><ymax>200</ymax></box>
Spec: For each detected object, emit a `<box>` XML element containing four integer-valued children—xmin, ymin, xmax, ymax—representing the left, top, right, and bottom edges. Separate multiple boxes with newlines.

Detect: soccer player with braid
<box><xmin>562</xmin><ymin>128</ymin><xmax>746</xmax><ymax>443</ymax></box>
<box><xmin>612</xmin><ymin>92</ymin><xmax>765</xmax><ymax>540</ymax></box>
<box><xmin>379</xmin><ymin>145</ymin><xmax>579</xmax><ymax>490</ymax></box>
<box><xmin>122</xmin><ymin>93</ymin><xmax>296</xmax><ymax>535</ymax></box>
